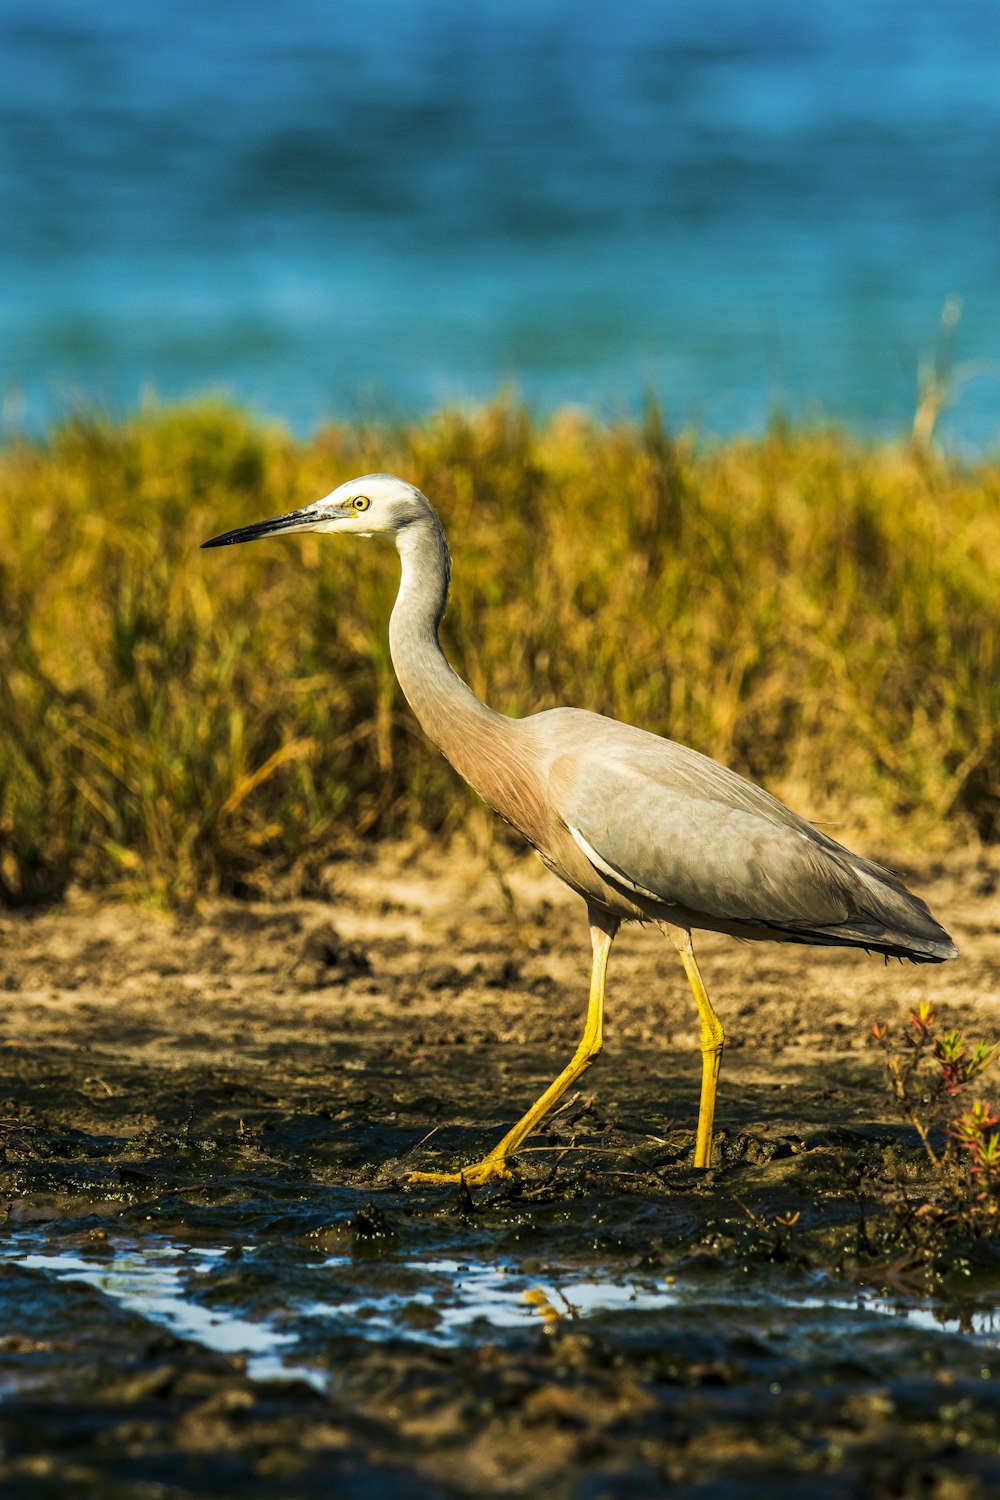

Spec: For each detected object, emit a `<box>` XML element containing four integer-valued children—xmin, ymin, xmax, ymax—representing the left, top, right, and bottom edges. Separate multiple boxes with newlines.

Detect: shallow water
<box><xmin>6</xmin><ymin>1222</ymin><xmax>998</xmax><ymax>1391</ymax></box>
<box><xmin>14</xmin><ymin>1243</ymin><xmax>312</xmax><ymax>1387</ymax></box>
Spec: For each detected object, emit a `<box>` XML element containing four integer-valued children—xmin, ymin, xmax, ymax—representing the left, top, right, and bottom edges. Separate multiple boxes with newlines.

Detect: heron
<box><xmin>202</xmin><ymin>474</ymin><xmax>958</xmax><ymax>1184</ymax></box>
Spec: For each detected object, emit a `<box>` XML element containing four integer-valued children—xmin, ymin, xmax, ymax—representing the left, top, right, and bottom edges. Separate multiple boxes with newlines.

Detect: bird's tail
<box><xmin>813</xmin><ymin>851</ymin><xmax>958</xmax><ymax>963</ymax></box>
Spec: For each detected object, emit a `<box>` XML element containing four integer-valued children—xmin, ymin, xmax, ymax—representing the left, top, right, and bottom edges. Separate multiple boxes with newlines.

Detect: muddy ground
<box><xmin>1</xmin><ymin>840</ymin><xmax>998</xmax><ymax>1499</ymax></box>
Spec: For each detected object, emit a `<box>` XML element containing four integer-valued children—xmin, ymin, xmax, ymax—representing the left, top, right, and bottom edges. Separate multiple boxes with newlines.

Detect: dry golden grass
<box><xmin>1</xmin><ymin>399</ymin><xmax>997</xmax><ymax>904</ymax></box>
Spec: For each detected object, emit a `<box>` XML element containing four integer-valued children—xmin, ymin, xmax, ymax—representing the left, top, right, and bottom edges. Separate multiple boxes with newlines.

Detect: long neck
<box><xmin>389</xmin><ymin>512</ymin><xmax>509</xmax><ymax>785</ymax></box>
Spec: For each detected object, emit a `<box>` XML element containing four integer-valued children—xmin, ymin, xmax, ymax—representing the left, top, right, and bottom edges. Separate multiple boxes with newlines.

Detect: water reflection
<box><xmin>6</xmin><ymin>1234</ymin><xmax>998</xmax><ymax>1395</ymax></box>
<box><xmin>18</xmin><ymin>1245</ymin><xmax>321</xmax><ymax>1389</ymax></box>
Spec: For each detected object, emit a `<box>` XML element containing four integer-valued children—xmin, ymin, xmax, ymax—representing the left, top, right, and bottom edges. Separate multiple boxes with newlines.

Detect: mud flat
<box><xmin>1</xmin><ymin>842</ymin><xmax>998</xmax><ymax>1498</ymax></box>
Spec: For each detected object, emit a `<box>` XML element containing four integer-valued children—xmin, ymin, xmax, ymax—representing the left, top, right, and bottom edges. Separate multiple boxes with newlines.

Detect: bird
<box><xmin>202</xmin><ymin>474</ymin><xmax>958</xmax><ymax>1185</ymax></box>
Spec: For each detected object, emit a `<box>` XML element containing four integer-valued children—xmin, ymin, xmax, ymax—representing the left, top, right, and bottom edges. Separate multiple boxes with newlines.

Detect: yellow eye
<box><xmin>352</xmin><ymin>495</ymin><xmax>371</xmax><ymax>512</ymax></box>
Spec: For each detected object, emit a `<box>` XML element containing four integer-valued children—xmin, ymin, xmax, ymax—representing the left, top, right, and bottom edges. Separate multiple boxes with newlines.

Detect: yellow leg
<box><xmin>408</xmin><ymin>911</ymin><xmax>619</xmax><ymax>1187</ymax></box>
<box><xmin>666</xmin><ymin>926</ymin><xmax>725</xmax><ymax>1169</ymax></box>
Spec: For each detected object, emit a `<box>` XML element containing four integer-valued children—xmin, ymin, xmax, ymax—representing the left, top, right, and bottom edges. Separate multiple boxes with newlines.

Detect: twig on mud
<box><xmin>407</xmin><ymin>1123</ymin><xmax>443</xmax><ymax>1155</ymax></box>
<box><xmin>512</xmin><ymin>1143</ymin><xmax>628</xmax><ymax>1157</ymax></box>
<box><xmin>520</xmin><ymin>1140</ymin><xmax>678</xmax><ymax>1184</ymax></box>
<box><xmin>547</xmin><ymin>1091</ymin><xmax>588</xmax><ymax>1121</ymax></box>
<box><xmin>82</xmin><ymin>1076</ymin><xmax>115</xmax><ymax>1096</ymax></box>
<box><xmin>612</xmin><ymin>1121</ymin><xmax>672</xmax><ymax>1146</ymax></box>
<box><xmin>732</xmin><ymin>1195</ymin><xmax>769</xmax><ymax>1233</ymax></box>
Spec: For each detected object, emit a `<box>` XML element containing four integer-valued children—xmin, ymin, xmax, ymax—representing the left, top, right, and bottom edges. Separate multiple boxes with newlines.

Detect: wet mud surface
<box><xmin>1</xmin><ymin>842</ymin><xmax>999</xmax><ymax>1497</ymax></box>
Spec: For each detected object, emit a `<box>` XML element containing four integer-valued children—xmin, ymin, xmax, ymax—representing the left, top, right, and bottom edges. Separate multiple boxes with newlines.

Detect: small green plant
<box><xmin>870</xmin><ymin>1002</ymin><xmax>998</xmax><ymax>1228</ymax></box>
<box><xmin>949</xmin><ymin>1098</ymin><xmax>1000</xmax><ymax>1199</ymax></box>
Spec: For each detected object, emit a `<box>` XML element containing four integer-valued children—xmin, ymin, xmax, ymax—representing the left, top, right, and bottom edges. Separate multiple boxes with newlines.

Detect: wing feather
<box><xmin>564</xmin><ymin>763</ymin><xmax>853</xmax><ymax>928</ymax></box>
<box><xmin>537</xmin><ymin>708</ymin><xmax>954</xmax><ymax>956</ymax></box>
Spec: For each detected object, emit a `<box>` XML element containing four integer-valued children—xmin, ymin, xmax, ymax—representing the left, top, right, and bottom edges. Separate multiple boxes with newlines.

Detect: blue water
<box><xmin>2</xmin><ymin>0</ymin><xmax>999</xmax><ymax>444</ymax></box>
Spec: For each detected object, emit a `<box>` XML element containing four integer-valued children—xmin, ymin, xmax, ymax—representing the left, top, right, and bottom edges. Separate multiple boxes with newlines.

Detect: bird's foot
<box><xmin>407</xmin><ymin>1155</ymin><xmax>512</xmax><ymax>1188</ymax></box>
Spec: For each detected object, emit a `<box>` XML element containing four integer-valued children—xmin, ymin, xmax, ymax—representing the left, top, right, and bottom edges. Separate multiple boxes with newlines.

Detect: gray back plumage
<box><xmin>536</xmin><ymin>709</ymin><xmax>954</xmax><ymax>960</ymax></box>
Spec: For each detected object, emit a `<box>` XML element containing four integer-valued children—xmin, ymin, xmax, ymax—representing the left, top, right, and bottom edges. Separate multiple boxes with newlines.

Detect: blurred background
<box><xmin>2</xmin><ymin>0</ymin><xmax>999</xmax><ymax>444</ymax></box>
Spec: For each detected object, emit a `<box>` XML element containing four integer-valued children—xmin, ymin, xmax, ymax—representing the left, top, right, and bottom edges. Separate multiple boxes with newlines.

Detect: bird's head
<box><xmin>201</xmin><ymin>473</ymin><xmax>431</xmax><ymax>550</ymax></box>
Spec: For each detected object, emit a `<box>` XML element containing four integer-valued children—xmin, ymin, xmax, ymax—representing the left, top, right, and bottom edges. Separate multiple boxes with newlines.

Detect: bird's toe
<box><xmin>407</xmin><ymin>1156</ymin><xmax>512</xmax><ymax>1188</ymax></box>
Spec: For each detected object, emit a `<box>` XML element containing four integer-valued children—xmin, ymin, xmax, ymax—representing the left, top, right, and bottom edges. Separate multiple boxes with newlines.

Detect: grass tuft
<box><xmin>1</xmin><ymin>399</ymin><xmax>997</xmax><ymax>904</ymax></box>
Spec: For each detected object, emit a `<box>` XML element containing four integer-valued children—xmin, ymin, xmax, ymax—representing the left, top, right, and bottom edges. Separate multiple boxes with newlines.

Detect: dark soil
<box><xmin>1</xmin><ymin>841</ymin><xmax>998</xmax><ymax>1498</ymax></box>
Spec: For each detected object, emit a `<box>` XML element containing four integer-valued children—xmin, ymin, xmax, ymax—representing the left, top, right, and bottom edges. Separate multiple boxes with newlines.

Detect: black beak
<box><xmin>200</xmin><ymin>507</ymin><xmax>319</xmax><ymax>549</ymax></box>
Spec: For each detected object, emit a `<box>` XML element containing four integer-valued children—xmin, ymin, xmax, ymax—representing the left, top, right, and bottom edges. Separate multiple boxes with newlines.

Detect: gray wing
<box><xmin>541</xmin><ymin>709</ymin><xmax>955</xmax><ymax>957</ymax></box>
